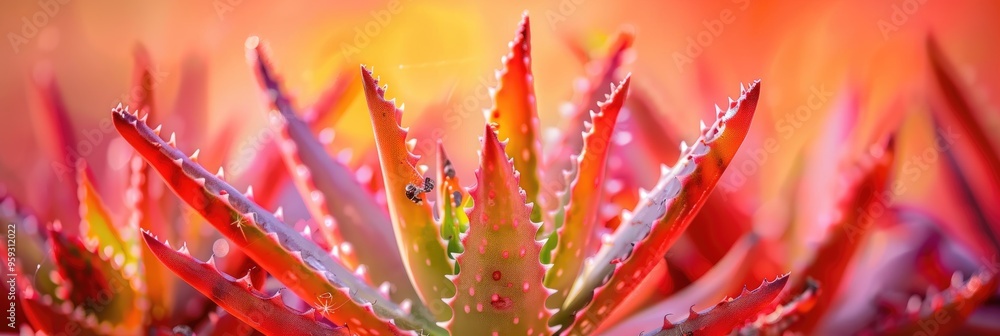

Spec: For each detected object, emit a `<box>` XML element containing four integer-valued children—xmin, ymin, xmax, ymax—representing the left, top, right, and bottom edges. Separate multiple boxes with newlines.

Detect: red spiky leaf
<box><xmin>141</xmin><ymin>231</ymin><xmax>349</xmax><ymax>335</ymax></box>
<box><xmin>545</xmin><ymin>75</ymin><xmax>631</xmax><ymax>309</ymax></box>
<box><xmin>557</xmin><ymin>80</ymin><xmax>761</xmax><ymax>333</ymax></box>
<box><xmin>641</xmin><ymin>274</ymin><xmax>789</xmax><ymax>336</ymax></box>
<box><xmin>485</xmin><ymin>13</ymin><xmax>544</xmax><ymax>222</ymax></box>
<box><xmin>112</xmin><ymin>105</ymin><xmax>437</xmax><ymax>334</ymax></box>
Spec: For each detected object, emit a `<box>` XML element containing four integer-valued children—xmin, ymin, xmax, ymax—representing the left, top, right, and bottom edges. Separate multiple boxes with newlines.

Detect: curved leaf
<box><xmin>558</xmin><ymin>80</ymin><xmax>761</xmax><ymax>333</ymax></box>
<box><xmin>544</xmin><ymin>75</ymin><xmax>631</xmax><ymax>309</ymax></box>
<box><xmin>141</xmin><ymin>231</ymin><xmax>348</xmax><ymax>335</ymax></box>
<box><xmin>249</xmin><ymin>41</ymin><xmax>404</xmax><ymax>287</ymax></box>
<box><xmin>783</xmin><ymin>137</ymin><xmax>895</xmax><ymax>333</ymax></box>
<box><xmin>870</xmin><ymin>270</ymin><xmax>997</xmax><ymax>336</ymax></box>
<box><xmin>604</xmin><ymin>233</ymin><xmax>760</xmax><ymax>335</ymax></box>
<box><xmin>361</xmin><ymin>66</ymin><xmax>456</xmax><ymax>321</ymax></box>
<box><xmin>641</xmin><ymin>274</ymin><xmax>789</xmax><ymax>336</ymax></box>
<box><xmin>485</xmin><ymin>13</ymin><xmax>544</xmax><ymax>223</ymax></box>
<box><xmin>46</xmin><ymin>226</ymin><xmax>140</xmax><ymax>329</ymax></box>
<box><xmin>541</xmin><ymin>30</ymin><xmax>634</xmax><ymax>224</ymax></box>
<box><xmin>443</xmin><ymin>124</ymin><xmax>553</xmax><ymax>336</ymax></box>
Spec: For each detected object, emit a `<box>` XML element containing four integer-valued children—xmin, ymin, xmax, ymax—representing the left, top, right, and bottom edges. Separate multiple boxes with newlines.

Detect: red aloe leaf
<box><xmin>129</xmin><ymin>44</ymin><xmax>157</xmax><ymax>117</ymax></box>
<box><xmin>544</xmin><ymin>75</ymin><xmax>631</xmax><ymax>308</ymax></box>
<box><xmin>443</xmin><ymin>124</ymin><xmax>553</xmax><ymax>335</ymax></box>
<box><xmin>248</xmin><ymin>40</ymin><xmax>415</xmax><ymax>296</ymax></box>
<box><xmin>436</xmin><ymin>142</ymin><xmax>471</xmax><ymax>259</ymax></box>
<box><xmin>557</xmin><ymin>80</ymin><xmax>761</xmax><ymax>333</ymax></box>
<box><xmin>870</xmin><ymin>270</ymin><xmax>997</xmax><ymax>336</ymax></box>
<box><xmin>737</xmin><ymin>279</ymin><xmax>819</xmax><ymax>335</ymax></box>
<box><xmin>782</xmin><ymin>138</ymin><xmax>896</xmax><ymax>333</ymax></box>
<box><xmin>626</xmin><ymin>81</ymin><xmax>750</xmax><ymax>264</ymax></box>
<box><xmin>45</xmin><ymin>225</ymin><xmax>139</xmax><ymax>328</ymax></box>
<box><xmin>603</xmin><ymin>233</ymin><xmax>760</xmax><ymax>335</ymax></box>
<box><xmin>927</xmin><ymin>36</ymin><xmax>1000</xmax><ymax>247</ymax></box>
<box><xmin>112</xmin><ymin>106</ymin><xmax>440</xmax><ymax>335</ymax></box>
<box><xmin>30</xmin><ymin>66</ymin><xmax>79</xmax><ymax>228</ymax></box>
<box><xmin>485</xmin><ymin>13</ymin><xmax>544</xmax><ymax>222</ymax></box>
<box><xmin>541</xmin><ymin>30</ymin><xmax>634</xmax><ymax>222</ymax></box>
<box><xmin>21</xmin><ymin>278</ymin><xmax>104</xmax><ymax>336</ymax></box>
<box><xmin>361</xmin><ymin>66</ymin><xmax>457</xmax><ymax>321</ymax></box>
<box><xmin>198</xmin><ymin>308</ymin><xmax>257</xmax><ymax>336</ymax></box>
<box><xmin>141</xmin><ymin>231</ymin><xmax>349</xmax><ymax>335</ymax></box>
<box><xmin>641</xmin><ymin>274</ymin><xmax>789</xmax><ymax>336</ymax></box>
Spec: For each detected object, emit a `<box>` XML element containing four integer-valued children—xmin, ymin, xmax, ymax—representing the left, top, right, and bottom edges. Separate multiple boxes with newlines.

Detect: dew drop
<box><xmin>492</xmin><ymin>271</ymin><xmax>502</xmax><ymax>281</ymax></box>
<box><xmin>501</xmin><ymin>250</ymin><xmax>509</xmax><ymax>258</ymax></box>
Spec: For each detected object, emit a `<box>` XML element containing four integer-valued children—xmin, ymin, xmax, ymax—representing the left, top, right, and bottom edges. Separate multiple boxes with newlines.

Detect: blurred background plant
<box><xmin>1</xmin><ymin>0</ymin><xmax>999</xmax><ymax>335</ymax></box>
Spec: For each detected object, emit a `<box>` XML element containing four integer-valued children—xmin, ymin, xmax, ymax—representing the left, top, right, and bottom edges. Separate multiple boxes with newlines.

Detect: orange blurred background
<box><xmin>0</xmin><ymin>0</ymin><xmax>997</xmax><ymax>226</ymax></box>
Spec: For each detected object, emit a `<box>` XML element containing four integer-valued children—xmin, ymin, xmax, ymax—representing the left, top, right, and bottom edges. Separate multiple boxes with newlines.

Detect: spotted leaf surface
<box><xmin>544</xmin><ymin>75</ymin><xmax>631</xmax><ymax>309</ymax></box>
<box><xmin>558</xmin><ymin>80</ymin><xmax>761</xmax><ymax>333</ymax></box>
<box><xmin>442</xmin><ymin>124</ymin><xmax>553</xmax><ymax>336</ymax></box>
<box><xmin>46</xmin><ymin>226</ymin><xmax>140</xmax><ymax>329</ymax></box>
<box><xmin>361</xmin><ymin>66</ymin><xmax>457</xmax><ymax>322</ymax></box>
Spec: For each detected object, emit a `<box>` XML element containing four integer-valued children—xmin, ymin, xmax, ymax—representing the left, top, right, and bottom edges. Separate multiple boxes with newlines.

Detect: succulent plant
<box><xmin>7</xmin><ymin>11</ymin><xmax>1000</xmax><ymax>336</ymax></box>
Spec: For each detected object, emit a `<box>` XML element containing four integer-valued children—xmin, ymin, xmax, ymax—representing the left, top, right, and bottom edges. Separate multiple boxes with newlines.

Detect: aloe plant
<box><xmin>9</xmin><ymin>12</ymin><xmax>1000</xmax><ymax>336</ymax></box>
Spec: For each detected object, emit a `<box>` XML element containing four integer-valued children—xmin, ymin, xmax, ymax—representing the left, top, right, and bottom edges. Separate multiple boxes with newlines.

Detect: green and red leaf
<box><xmin>436</xmin><ymin>142</ymin><xmax>471</xmax><ymax>260</ymax></box>
<box><xmin>443</xmin><ymin>124</ymin><xmax>553</xmax><ymax>336</ymax></box>
<box><xmin>485</xmin><ymin>13</ymin><xmax>544</xmax><ymax>223</ymax></box>
<box><xmin>544</xmin><ymin>75</ymin><xmax>631</xmax><ymax>309</ymax></box>
<box><xmin>361</xmin><ymin>66</ymin><xmax>457</xmax><ymax>322</ymax></box>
